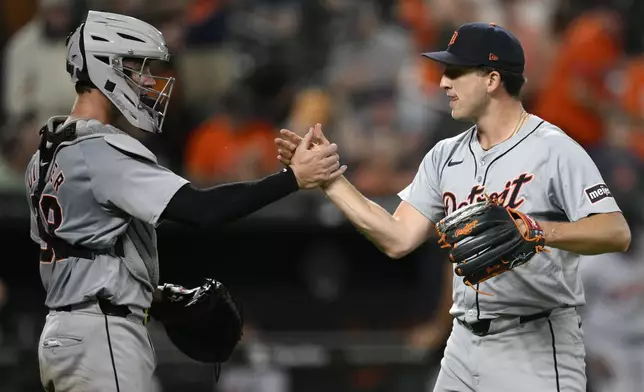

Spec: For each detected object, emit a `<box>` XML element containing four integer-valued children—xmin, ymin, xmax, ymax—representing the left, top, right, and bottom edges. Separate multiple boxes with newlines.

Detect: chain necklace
<box><xmin>509</xmin><ymin>110</ymin><xmax>528</xmax><ymax>139</ymax></box>
<box><xmin>481</xmin><ymin>109</ymin><xmax>528</xmax><ymax>150</ymax></box>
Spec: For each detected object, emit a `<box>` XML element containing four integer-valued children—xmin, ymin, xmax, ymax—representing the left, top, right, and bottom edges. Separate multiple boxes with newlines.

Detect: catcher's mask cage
<box><xmin>65</xmin><ymin>10</ymin><xmax>175</xmax><ymax>133</ymax></box>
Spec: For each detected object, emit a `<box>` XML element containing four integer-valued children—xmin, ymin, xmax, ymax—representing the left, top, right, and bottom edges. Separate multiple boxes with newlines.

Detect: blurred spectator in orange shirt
<box><xmin>606</xmin><ymin>56</ymin><xmax>644</xmax><ymax>161</ymax></box>
<box><xmin>184</xmin><ymin>111</ymin><xmax>280</xmax><ymax>187</ymax></box>
<box><xmin>183</xmin><ymin>63</ymin><xmax>294</xmax><ymax>187</ymax></box>
<box><xmin>397</xmin><ymin>0</ymin><xmax>437</xmax><ymax>53</ymax></box>
<box><xmin>397</xmin><ymin>0</ymin><xmax>478</xmax><ymax>98</ymax></box>
<box><xmin>532</xmin><ymin>7</ymin><xmax>624</xmax><ymax>151</ymax></box>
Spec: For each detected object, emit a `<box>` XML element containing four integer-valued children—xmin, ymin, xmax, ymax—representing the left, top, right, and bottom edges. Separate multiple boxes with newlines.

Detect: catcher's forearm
<box><xmin>540</xmin><ymin>212</ymin><xmax>631</xmax><ymax>255</ymax></box>
<box><xmin>161</xmin><ymin>167</ymin><xmax>299</xmax><ymax>227</ymax></box>
<box><xmin>323</xmin><ymin>177</ymin><xmax>407</xmax><ymax>258</ymax></box>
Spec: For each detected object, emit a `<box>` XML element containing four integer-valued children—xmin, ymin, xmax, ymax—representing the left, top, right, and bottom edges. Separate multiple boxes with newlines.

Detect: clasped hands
<box><xmin>276</xmin><ymin>123</ymin><xmax>345</xmax><ymax>189</ymax></box>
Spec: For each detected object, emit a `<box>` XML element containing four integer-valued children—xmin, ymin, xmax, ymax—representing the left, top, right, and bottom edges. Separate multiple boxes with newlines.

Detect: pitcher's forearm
<box><xmin>540</xmin><ymin>212</ymin><xmax>630</xmax><ymax>255</ymax></box>
<box><xmin>324</xmin><ymin>177</ymin><xmax>410</xmax><ymax>258</ymax></box>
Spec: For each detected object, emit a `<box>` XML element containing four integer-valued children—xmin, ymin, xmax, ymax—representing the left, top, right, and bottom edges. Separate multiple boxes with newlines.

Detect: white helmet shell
<box><xmin>66</xmin><ymin>11</ymin><xmax>175</xmax><ymax>133</ymax></box>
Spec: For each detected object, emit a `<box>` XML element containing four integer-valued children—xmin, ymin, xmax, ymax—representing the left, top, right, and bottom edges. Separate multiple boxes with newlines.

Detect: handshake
<box><xmin>274</xmin><ymin>123</ymin><xmax>346</xmax><ymax>190</ymax></box>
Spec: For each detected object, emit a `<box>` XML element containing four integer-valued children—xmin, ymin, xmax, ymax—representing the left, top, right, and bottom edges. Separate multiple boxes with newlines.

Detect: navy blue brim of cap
<box><xmin>421</xmin><ymin>51</ymin><xmax>480</xmax><ymax>67</ymax></box>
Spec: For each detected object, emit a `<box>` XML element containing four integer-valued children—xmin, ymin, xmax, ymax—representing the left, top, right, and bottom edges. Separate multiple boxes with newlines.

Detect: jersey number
<box><xmin>39</xmin><ymin>195</ymin><xmax>63</xmax><ymax>264</ymax></box>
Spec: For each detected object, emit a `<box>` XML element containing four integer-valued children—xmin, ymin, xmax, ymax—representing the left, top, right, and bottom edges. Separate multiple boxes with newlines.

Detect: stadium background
<box><xmin>0</xmin><ymin>0</ymin><xmax>643</xmax><ymax>391</ymax></box>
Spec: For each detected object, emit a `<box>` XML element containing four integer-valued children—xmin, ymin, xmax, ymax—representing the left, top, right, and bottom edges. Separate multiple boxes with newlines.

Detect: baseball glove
<box><xmin>435</xmin><ymin>196</ymin><xmax>548</xmax><ymax>293</ymax></box>
<box><xmin>150</xmin><ymin>278</ymin><xmax>243</xmax><ymax>373</ymax></box>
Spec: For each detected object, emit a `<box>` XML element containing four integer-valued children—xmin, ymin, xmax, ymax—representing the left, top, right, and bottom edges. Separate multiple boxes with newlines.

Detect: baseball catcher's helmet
<box><xmin>65</xmin><ymin>11</ymin><xmax>175</xmax><ymax>133</ymax></box>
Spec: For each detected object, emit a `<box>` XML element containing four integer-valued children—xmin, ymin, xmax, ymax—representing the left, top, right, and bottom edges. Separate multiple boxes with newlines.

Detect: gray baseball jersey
<box><xmin>399</xmin><ymin>114</ymin><xmax>621</xmax><ymax>323</ymax></box>
<box><xmin>25</xmin><ymin>116</ymin><xmax>188</xmax><ymax>310</ymax></box>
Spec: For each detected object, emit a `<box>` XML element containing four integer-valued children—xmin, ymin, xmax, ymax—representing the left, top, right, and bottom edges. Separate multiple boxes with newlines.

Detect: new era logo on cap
<box><xmin>422</xmin><ymin>22</ymin><xmax>525</xmax><ymax>73</ymax></box>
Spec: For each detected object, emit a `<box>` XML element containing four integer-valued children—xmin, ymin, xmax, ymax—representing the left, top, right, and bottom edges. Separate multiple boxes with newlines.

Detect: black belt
<box><xmin>459</xmin><ymin>310</ymin><xmax>552</xmax><ymax>336</ymax></box>
<box><xmin>43</xmin><ymin>239</ymin><xmax>124</xmax><ymax>261</ymax></box>
<box><xmin>53</xmin><ymin>298</ymin><xmax>131</xmax><ymax>318</ymax></box>
<box><xmin>45</xmin><ymin>246</ymin><xmax>97</xmax><ymax>260</ymax></box>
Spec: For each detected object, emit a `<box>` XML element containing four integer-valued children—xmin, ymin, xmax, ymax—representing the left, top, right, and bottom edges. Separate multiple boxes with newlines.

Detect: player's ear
<box><xmin>486</xmin><ymin>70</ymin><xmax>502</xmax><ymax>94</ymax></box>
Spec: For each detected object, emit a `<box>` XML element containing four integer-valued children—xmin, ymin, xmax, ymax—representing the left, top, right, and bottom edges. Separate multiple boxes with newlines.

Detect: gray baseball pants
<box><xmin>433</xmin><ymin>307</ymin><xmax>586</xmax><ymax>392</ymax></box>
<box><xmin>38</xmin><ymin>301</ymin><xmax>156</xmax><ymax>392</ymax></box>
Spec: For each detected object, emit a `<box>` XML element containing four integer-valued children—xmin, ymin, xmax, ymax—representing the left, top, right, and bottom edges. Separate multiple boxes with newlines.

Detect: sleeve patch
<box><xmin>584</xmin><ymin>183</ymin><xmax>613</xmax><ymax>204</ymax></box>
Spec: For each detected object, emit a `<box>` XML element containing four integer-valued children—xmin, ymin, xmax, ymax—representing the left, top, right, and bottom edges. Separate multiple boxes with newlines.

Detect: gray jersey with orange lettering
<box><xmin>399</xmin><ymin>114</ymin><xmax>621</xmax><ymax>324</ymax></box>
<box><xmin>25</xmin><ymin>116</ymin><xmax>189</xmax><ymax>310</ymax></box>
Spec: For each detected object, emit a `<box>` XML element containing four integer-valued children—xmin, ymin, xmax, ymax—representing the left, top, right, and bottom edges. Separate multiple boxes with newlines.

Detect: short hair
<box><xmin>478</xmin><ymin>67</ymin><xmax>526</xmax><ymax>98</ymax></box>
<box><xmin>75</xmin><ymin>81</ymin><xmax>95</xmax><ymax>95</ymax></box>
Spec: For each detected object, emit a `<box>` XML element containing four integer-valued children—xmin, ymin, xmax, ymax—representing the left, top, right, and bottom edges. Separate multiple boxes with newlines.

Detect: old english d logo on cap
<box><xmin>448</xmin><ymin>31</ymin><xmax>458</xmax><ymax>46</ymax></box>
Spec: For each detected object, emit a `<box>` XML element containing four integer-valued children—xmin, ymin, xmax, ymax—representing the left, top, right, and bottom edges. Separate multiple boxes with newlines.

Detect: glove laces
<box><xmin>465</xmin><ymin>281</ymin><xmax>494</xmax><ymax>296</ymax></box>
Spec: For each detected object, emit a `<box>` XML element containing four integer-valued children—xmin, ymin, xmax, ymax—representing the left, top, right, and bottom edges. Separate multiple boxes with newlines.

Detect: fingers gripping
<box><xmin>275</xmin><ymin>124</ymin><xmax>346</xmax><ymax>185</ymax></box>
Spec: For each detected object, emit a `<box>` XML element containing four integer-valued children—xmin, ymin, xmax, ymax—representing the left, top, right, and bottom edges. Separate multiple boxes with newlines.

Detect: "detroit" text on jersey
<box><xmin>442</xmin><ymin>172</ymin><xmax>534</xmax><ymax>215</ymax></box>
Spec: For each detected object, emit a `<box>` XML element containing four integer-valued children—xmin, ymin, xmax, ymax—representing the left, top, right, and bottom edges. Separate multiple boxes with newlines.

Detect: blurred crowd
<box><xmin>1</xmin><ymin>0</ymin><xmax>644</xmax><ymax>391</ymax></box>
<box><xmin>1</xmin><ymin>0</ymin><xmax>644</xmax><ymax>198</ymax></box>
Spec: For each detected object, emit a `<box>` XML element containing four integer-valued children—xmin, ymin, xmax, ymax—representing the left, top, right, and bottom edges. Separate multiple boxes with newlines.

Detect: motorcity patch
<box><xmin>584</xmin><ymin>183</ymin><xmax>613</xmax><ymax>204</ymax></box>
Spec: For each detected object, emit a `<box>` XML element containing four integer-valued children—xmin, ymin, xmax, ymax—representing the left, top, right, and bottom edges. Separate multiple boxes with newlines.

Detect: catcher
<box><xmin>275</xmin><ymin>22</ymin><xmax>631</xmax><ymax>392</ymax></box>
<box><xmin>28</xmin><ymin>11</ymin><xmax>344</xmax><ymax>392</ymax></box>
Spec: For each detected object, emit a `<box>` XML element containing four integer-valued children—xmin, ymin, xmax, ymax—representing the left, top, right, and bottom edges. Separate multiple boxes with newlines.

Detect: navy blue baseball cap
<box><xmin>423</xmin><ymin>22</ymin><xmax>525</xmax><ymax>74</ymax></box>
